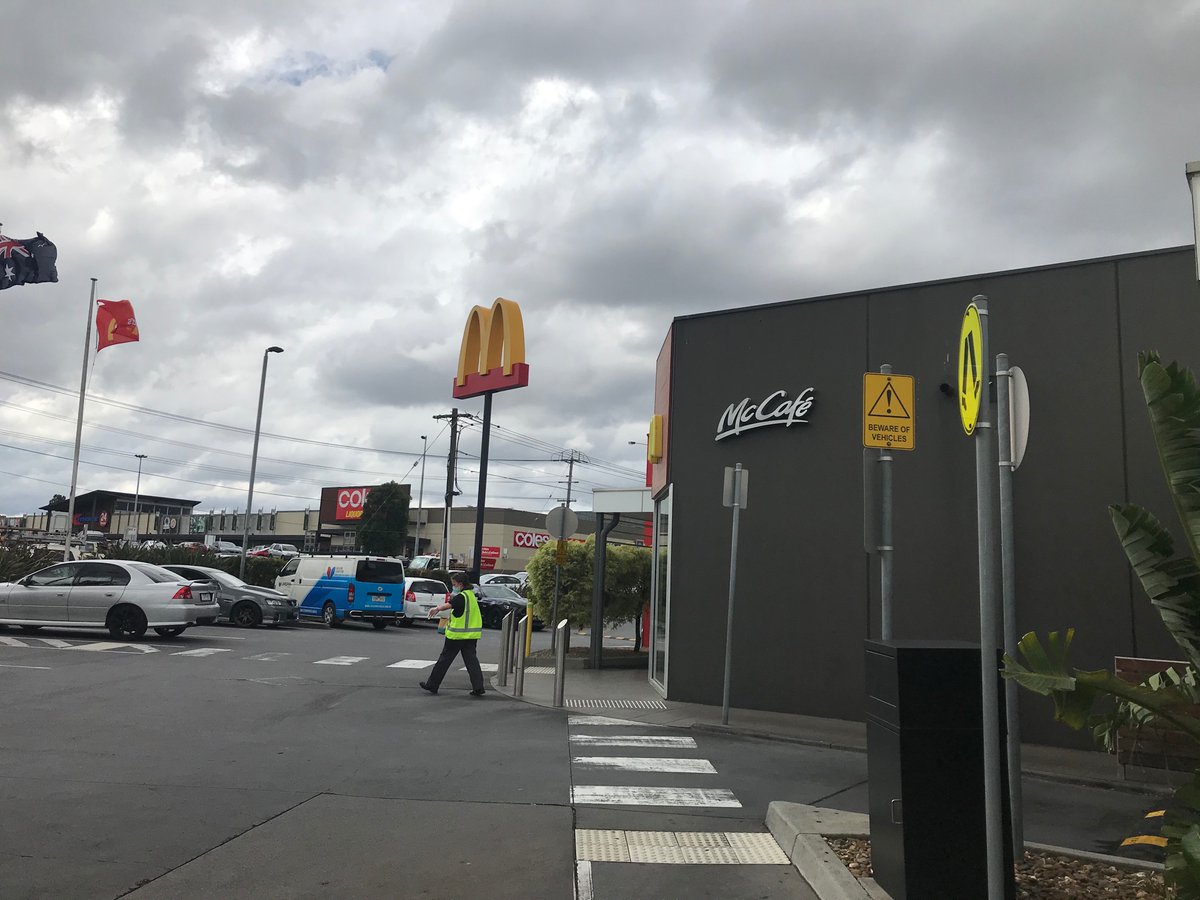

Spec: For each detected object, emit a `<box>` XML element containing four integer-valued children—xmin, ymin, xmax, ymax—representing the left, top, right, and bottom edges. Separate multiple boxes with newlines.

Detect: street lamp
<box><xmin>132</xmin><ymin>453</ymin><xmax>147</xmax><ymax>543</ymax></box>
<box><xmin>1188</xmin><ymin>161</ymin><xmax>1200</xmax><ymax>280</ymax></box>
<box><xmin>414</xmin><ymin>434</ymin><xmax>427</xmax><ymax>557</ymax></box>
<box><xmin>240</xmin><ymin>346</ymin><xmax>283</xmax><ymax>579</ymax></box>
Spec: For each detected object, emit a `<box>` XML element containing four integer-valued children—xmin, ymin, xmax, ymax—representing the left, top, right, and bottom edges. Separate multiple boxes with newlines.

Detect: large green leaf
<box><xmin>1139</xmin><ymin>351</ymin><xmax>1200</xmax><ymax>565</ymax></box>
<box><xmin>1111</xmin><ymin>502</ymin><xmax>1200</xmax><ymax>671</ymax></box>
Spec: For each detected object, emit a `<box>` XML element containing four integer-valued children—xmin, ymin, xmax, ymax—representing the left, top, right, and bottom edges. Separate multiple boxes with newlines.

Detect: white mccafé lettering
<box><xmin>715</xmin><ymin>388</ymin><xmax>816</xmax><ymax>441</ymax></box>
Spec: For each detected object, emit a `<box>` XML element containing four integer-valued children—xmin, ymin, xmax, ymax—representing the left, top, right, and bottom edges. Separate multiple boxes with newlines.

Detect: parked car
<box><xmin>0</xmin><ymin>560</ymin><xmax>219</xmax><ymax>638</ymax></box>
<box><xmin>478</xmin><ymin>572</ymin><xmax>528</xmax><ymax>590</ymax></box>
<box><xmin>275</xmin><ymin>555</ymin><xmax>406</xmax><ymax>629</ymax></box>
<box><xmin>141</xmin><ymin>540</ymin><xmax>168</xmax><ymax>551</ymax></box>
<box><xmin>176</xmin><ymin>541</ymin><xmax>210</xmax><ymax>554</ymax></box>
<box><xmin>475</xmin><ymin>584</ymin><xmax>543</xmax><ymax>631</ymax></box>
<box><xmin>402</xmin><ymin>576</ymin><xmax>450</xmax><ymax>624</ymax></box>
<box><xmin>246</xmin><ymin>545</ymin><xmax>271</xmax><ymax>557</ymax></box>
<box><xmin>163</xmin><ymin>564</ymin><xmax>298</xmax><ymax>627</ymax></box>
<box><xmin>265</xmin><ymin>543</ymin><xmax>300</xmax><ymax>558</ymax></box>
<box><xmin>212</xmin><ymin>541</ymin><xmax>241</xmax><ymax>558</ymax></box>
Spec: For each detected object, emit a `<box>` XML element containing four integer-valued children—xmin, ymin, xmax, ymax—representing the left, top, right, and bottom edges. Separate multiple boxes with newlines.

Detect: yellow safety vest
<box><xmin>446</xmin><ymin>589</ymin><xmax>483</xmax><ymax>640</ymax></box>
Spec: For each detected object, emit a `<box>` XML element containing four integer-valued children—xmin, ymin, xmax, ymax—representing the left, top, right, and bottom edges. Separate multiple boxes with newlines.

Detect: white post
<box><xmin>132</xmin><ymin>453</ymin><xmax>146</xmax><ymax>543</ymax></box>
<box><xmin>415</xmin><ymin>434</ymin><xmax>427</xmax><ymax>555</ymax></box>
<box><xmin>64</xmin><ymin>278</ymin><xmax>97</xmax><ymax>561</ymax></box>
<box><xmin>240</xmin><ymin>347</ymin><xmax>282</xmax><ymax>579</ymax></box>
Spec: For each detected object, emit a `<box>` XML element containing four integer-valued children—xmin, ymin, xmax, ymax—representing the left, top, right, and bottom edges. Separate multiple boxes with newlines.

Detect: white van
<box><xmin>275</xmin><ymin>555</ymin><xmax>406</xmax><ymax>629</ymax></box>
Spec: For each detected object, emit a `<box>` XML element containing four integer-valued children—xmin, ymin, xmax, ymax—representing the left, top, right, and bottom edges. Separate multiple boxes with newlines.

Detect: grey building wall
<box><xmin>663</xmin><ymin>246</ymin><xmax>1200</xmax><ymax>748</ymax></box>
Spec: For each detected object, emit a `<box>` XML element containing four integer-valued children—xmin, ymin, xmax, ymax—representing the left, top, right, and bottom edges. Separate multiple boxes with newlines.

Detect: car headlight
<box><xmin>264</xmin><ymin>598</ymin><xmax>284</xmax><ymax>606</ymax></box>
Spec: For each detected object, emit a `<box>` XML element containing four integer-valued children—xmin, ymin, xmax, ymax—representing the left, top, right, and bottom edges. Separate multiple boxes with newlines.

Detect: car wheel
<box><xmin>107</xmin><ymin>605</ymin><xmax>148</xmax><ymax>639</ymax></box>
<box><xmin>372</xmin><ymin>621</ymin><xmax>389</xmax><ymax>630</ymax></box>
<box><xmin>154</xmin><ymin>626</ymin><xmax>187</xmax><ymax>638</ymax></box>
<box><xmin>322</xmin><ymin>602</ymin><xmax>341</xmax><ymax>628</ymax></box>
<box><xmin>231</xmin><ymin>602</ymin><xmax>263</xmax><ymax>628</ymax></box>
<box><xmin>18</xmin><ymin>624</ymin><xmax>43</xmax><ymax>632</ymax></box>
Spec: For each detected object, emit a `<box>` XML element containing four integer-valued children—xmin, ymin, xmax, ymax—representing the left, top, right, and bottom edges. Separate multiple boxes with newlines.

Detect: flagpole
<box><xmin>64</xmin><ymin>278</ymin><xmax>97</xmax><ymax>562</ymax></box>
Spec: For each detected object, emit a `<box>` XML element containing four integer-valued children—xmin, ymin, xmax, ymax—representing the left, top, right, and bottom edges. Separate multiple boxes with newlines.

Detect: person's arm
<box><xmin>428</xmin><ymin>592</ymin><xmax>466</xmax><ymax>618</ymax></box>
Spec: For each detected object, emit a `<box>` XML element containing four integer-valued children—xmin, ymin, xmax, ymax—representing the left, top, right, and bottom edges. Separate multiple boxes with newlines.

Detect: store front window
<box><xmin>650</xmin><ymin>488</ymin><xmax>671</xmax><ymax>695</ymax></box>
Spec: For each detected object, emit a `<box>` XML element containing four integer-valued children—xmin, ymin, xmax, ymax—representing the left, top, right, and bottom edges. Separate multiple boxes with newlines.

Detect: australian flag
<box><xmin>0</xmin><ymin>233</ymin><xmax>58</xmax><ymax>291</ymax></box>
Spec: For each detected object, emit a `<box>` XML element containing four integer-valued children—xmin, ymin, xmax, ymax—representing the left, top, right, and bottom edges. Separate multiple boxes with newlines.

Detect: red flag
<box><xmin>96</xmin><ymin>299</ymin><xmax>140</xmax><ymax>352</ymax></box>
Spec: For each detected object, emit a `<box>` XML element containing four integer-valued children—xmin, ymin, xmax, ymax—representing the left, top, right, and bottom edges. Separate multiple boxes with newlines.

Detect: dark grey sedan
<box><xmin>163</xmin><ymin>564</ymin><xmax>298</xmax><ymax>628</ymax></box>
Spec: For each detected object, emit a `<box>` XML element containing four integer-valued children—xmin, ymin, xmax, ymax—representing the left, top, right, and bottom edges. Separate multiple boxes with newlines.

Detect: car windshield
<box><xmin>129</xmin><ymin>562</ymin><xmax>186</xmax><ymax>583</ymax></box>
<box><xmin>356</xmin><ymin>559</ymin><xmax>406</xmax><ymax>584</ymax></box>
<box><xmin>278</xmin><ymin>544</ymin><xmax>298</xmax><ymax>552</ymax></box>
<box><xmin>480</xmin><ymin>585</ymin><xmax>522</xmax><ymax>601</ymax></box>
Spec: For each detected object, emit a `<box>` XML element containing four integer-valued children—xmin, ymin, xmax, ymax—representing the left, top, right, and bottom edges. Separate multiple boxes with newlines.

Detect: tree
<box><xmin>526</xmin><ymin>536</ymin><xmax>651</xmax><ymax>633</ymax></box>
<box><xmin>357</xmin><ymin>482</ymin><xmax>409</xmax><ymax>556</ymax></box>
<box><xmin>1005</xmin><ymin>352</ymin><xmax>1200</xmax><ymax>897</ymax></box>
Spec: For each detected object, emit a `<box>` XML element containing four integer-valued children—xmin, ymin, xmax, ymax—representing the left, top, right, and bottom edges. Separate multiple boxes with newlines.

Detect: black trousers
<box><xmin>425</xmin><ymin>638</ymin><xmax>485</xmax><ymax>692</ymax></box>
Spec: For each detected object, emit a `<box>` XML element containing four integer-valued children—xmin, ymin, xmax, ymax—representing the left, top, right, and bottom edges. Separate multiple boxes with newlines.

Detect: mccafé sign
<box><xmin>335</xmin><ymin>486</ymin><xmax>371</xmax><ymax>521</ymax></box>
<box><xmin>454</xmin><ymin>298</ymin><xmax>530</xmax><ymax>399</ymax></box>
<box><xmin>716</xmin><ymin>388</ymin><xmax>816</xmax><ymax>441</ymax></box>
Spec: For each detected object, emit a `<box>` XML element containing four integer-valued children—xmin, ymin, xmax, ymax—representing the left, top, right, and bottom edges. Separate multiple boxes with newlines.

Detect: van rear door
<box><xmin>354</xmin><ymin>558</ymin><xmax>406</xmax><ymax>620</ymax></box>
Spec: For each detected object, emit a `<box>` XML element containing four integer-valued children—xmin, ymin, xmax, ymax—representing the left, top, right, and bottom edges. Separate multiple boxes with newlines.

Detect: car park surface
<box><xmin>162</xmin><ymin>564</ymin><xmax>299</xmax><ymax>627</ymax></box>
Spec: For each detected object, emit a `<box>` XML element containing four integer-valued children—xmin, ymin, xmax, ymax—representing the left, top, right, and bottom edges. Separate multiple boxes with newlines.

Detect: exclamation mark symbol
<box><xmin>885</xmin><ymin>386</ymin><xmax>893</xmax><ymax>414</ymax></box>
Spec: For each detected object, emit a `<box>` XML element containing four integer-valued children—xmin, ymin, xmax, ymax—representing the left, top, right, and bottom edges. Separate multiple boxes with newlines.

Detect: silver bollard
<box><xmin>498</xmin><ymin>611</ymin><xmax>513</xmax><ymax>688</ymax></box>
<box><xmin>514</xmin><ymin>615</ymin><xmax>529</xmax><ymax>697</ymax></box>
<box><xmin>552</xmin><ymin>618</ymin><xmax>569</xmax><ymax>708</ymax></box>
<box><xmin>509</xmin><ymin>611</ymin><xmax>523</xmax><ymax>674</ymax></box>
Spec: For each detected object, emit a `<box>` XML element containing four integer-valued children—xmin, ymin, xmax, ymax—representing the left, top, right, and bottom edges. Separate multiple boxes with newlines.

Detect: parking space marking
<box><xmin>35</xmin><ymin>638</ymin><xmax>75</xmax><ymax>648</ymax></box>
<box><xmin>244</xmin><ymin>652</ymin><xmax>292</xmax><ymax>662</ymax></box>
<box><xmin>571</xmin><ymin>786</ymin><xmax>741</xmax><ymax>808</ymax></box>
<box><xmin>0</xmin><ymin>636</ymin><xmax>31</xmax><ymax>647</ymax></box>
<box><xmin>387</xmin><ymin>659</ymin><xmax>437</xmax><ymax>668</ymax></box>
<box><xmin>314</xmin><ymin>656</ymin><xmax>369</xmax><ymax>666</ymax></box>
<box><xmin>68</xmin><ymin>642</ymin><xmax>159</xmax><ymax>654</ymax></box>
<box><xmin>570</xmin><ymin>735</ymin><xmax>698</xmax><ymax>748</ymax></box>
<box><xmin>172</xmin><ymin>648</ymin><xmax>233</xmax><ymax>657</ymax></box>
<box><xmin>573</xmin><ymin>756</ymin><xmax>718</xmax><ymax>774</ymax></box>
<box><xmin>0</xmin><ymin>663</ymin><xmax>51</xmax><ymax>669</ymax></box>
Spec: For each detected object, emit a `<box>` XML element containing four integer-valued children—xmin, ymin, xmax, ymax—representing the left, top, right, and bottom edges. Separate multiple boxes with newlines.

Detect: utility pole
<box><xmin>415</xmin><ymin>434</ymin><xmax>427</xmax><ymax>558</ymax></box>
<box><xmin>551</xmin><ymin>449</ymin><xmax>586</xmax><ymax>650</ymax></box>
<box><xmin>433</xmin><ymin>409</ymin><xmax>460</xmax><ymax>569</ymax></box>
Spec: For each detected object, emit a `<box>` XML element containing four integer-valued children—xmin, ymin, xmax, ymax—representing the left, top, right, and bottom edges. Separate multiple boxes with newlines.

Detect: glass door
<box><xmin>649</xmin><ymin>488</ymin><xmax>672</xmax><ymax>695</ymax></box>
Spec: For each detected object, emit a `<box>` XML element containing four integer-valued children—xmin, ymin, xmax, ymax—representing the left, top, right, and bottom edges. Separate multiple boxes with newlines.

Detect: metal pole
<box><xmin>514</xmin><ymin>614</ymin><xmax>528</xmax><ymax>697</ymax></box>
<box><xmin>64</xmin><ymin>278</ymin><xmax>97</xmax><ymax>562</ymax></box>
<box><xmin>722</xmin><ymin>462</ymin><xmax>743</xmax><ymax>726</ymax></box>
<box><xmin>498</xmin><ymin>610</ymin><xmax>512</xmax><ymax>688</ymax></box>
<box><xmin>470</xmin><ymin>394</ymin><xmax>493</xmax><ymax>581</ymax></box>
<box><xmin>133</xmin><ymin>454</ymin><xmax>146</xmax><ymax>543</ymax></box>
<box><xmin>971</xmin><ymin>296</ymin><xmax>1004</xmax><ymax>900</ymax></box>
<box><xmin>553</xmin><ymin>618</ymin><xmax>569</xmax><ymax>707</ymax></box>
<box><xmin>879</xmin><ymin>363</ymin><xmax>895</xmax><ymax>640</ymax></box>
<box><xmin>240</xmin><ymin>347</ymin><xmax>281</xmax><ymax>580</ymax></box>
<box><xmin>996</xmin><ymin>352</ymin><xmax>1025</xmax><ymax>851</ymax></box>
<box><xmin>440</xmin><ymin>408</ymin><xmax>459</xmax><ymax>569</ymax></box>
<box><xmin>510</xmin><ymin>611</ymin><xmax>522</xmax><ymax>674</ymax></box>
<box><xmin>415</xmin><ymin>434</ymin><xmax>427</xmax><ymax>556</ymax></box>
<box><xmin>551</xmin><ymin>453</ymin><xmax>576</xmax><ymax>651</ymax></box>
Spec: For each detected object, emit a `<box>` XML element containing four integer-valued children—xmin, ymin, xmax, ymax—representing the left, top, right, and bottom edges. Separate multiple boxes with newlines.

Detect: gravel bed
<box><xmin>826</xmin><ymin>837</ymin><xmax>1164</xmax><ymax>898</ymax></box>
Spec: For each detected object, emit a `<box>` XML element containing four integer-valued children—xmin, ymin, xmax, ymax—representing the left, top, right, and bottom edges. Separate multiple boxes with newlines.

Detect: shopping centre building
<box><xmin>645</xmin><ymin>245</ymin><xmax>1200</xmax><ymax>746</ymax></box>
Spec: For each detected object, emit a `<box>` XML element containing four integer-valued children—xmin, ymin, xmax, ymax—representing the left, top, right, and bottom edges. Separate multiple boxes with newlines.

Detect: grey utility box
<box><xmin>864</xmin><ymin>639</ymin><xmax>1014</xmax><ymax>900</ymax></box>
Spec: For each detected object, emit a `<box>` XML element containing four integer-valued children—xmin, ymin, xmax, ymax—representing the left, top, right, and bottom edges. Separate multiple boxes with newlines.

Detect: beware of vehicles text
<box><xmin>863</xmin><ymin>372</ymin><xmax>916</xmax><ymax>450</ymax></box>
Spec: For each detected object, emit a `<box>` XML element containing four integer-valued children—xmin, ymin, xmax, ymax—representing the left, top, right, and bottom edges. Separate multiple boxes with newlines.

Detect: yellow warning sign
<box><xmin>863</xmin><ymin>372</ymin><xmax>915</xmax><ymax>450</ymax></box>
<box><xmin>958</xmin><ymin>303</ymin><xmax>984</xmax><ymax>435</ymax></box>
<box><xmin>556</xmin><ymin>540</ymin><xmax>568</xmax><ymax>565</ymax></box>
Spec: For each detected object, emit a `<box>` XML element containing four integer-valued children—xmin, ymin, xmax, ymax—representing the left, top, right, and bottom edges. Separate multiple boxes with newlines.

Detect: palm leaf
<box><xmin>1138</xmin><ymin>351</ymin><xmax>1200</xmax><ymax>565</ymax></box>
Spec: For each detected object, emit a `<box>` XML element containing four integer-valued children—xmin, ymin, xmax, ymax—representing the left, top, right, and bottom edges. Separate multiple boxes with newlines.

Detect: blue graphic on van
<box><xmin>297</xmin><ymin>558</ymin><xmax>407</xmax><ymax>628</ymax></box>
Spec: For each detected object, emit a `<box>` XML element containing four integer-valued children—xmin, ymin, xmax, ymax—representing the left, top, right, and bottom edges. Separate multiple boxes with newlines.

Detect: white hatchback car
<box><xmin>0</xmin><ymin>560</ymin><xmax>219</xmax><ymax>639</ymax></box>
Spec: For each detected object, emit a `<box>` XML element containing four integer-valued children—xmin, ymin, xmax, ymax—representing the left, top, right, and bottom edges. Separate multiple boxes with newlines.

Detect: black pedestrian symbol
<box><xmin>867</xmin><ymin>377</ymin><xmax>910</xmax><ymax>419</ymax></box>
<box><xmin>961</xmin><ymin>332</ymin><xmax>978</xmax><ymax>410</ymax></box>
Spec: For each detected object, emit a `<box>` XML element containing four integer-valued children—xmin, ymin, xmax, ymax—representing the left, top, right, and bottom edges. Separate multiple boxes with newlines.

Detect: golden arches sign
<box><xmin>453</xmin><ymin>298</ymin><xmax>530</xmax><ymax>399</ymax></box>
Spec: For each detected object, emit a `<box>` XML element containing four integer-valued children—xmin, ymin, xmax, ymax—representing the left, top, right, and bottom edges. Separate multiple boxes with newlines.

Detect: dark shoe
<box><xmin>470</xmin><ymin>689</ymin><xmax>486</xmax><ymax>697</ymax></box>
<box><xmin>419</xmin><ymin>681</ymin><xmax>438</xmax><ymax>695</ymax></box>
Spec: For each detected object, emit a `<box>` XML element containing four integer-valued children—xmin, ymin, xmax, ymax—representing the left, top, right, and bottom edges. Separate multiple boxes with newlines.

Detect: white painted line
<box><xmin>574</xmin><ymin>860</ymin><xmax>593</xmax><ymax>900</ymax></box>
<box><xmin>244</xmin><ymin>652</ymin><xmax>291</xmax><ymax>662</ymax></box>
<box><xmin>0</xmin><ymin>663</ymin><xmax>50</xmax><ymax>669</ymax></box>
<box><xmin>571</xmin><ymin>786</ymin><xmax>741</xmax><ymax>808</ymax></box>
<box><xmin>573</xmin><ymin>756</ymin><xmax>717</xmax><ymax>774</ymax></box>
<box><xmin>190</xmin><ymin>634</ymin><xmax>246</xmax><ymax>640</ymax></box>
<box><xmin>568</xmin><ymin>715</ymin><xmax>647</xmax><ymax>727</ymax></box>
<box><xmin>387</xmin><ymin>659</ymin><xmax>436</xmax><ymax>669</ymax></box>
<box><xmin>463</xmin><ymin>663</ymin><xmax>498</xmax><ymax>673</ymax></box>
<box><xmin>569</xmin><ymin>735</ymin><xmax>697</xmax><ymax>748</ymax></box>
<box><xmin>0</xmin><ymin>636</ymin><xmax>30</xmax><ymax>648</ymax></box>
<box><xmin>314</xmin><ymin>656</ymin><xmax>368</xmax><ymax>666</ymax></box>
<box><xmin>34</xmin><ymin>638</ymin><xmax>74</xmax><ymax>648</ymax></box>
<box><xmin>172</xmin><ymin>648</ymin><xmax>232</xmax><ymax>657</ymax></box>
<box><xmin>68</xmin><ymin>642</ymin><xmax>159</xmax><ymax>654</ymax></box>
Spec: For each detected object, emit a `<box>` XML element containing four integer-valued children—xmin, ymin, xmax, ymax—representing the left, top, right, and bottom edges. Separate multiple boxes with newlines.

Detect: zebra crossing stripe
<box><xmin>0</xmin><ymin>636</ymin><xmax>29</xmax><ymax>648</ymax></box>
<box><xmin>35</xmin><ymin>638</ymin><xmax>74</xmax><ymax>648</ymax></box>
<box><xmin>314</xmin><ymin>656</ymin><xmax>369</xmax><ymax>666</ymax></box>
<box><xmin>244</xmin><ymin>652</ymin><xmax>291</xmax><ymax>661</ymax></box>
<box><xmin>172</xmin><ymin>648</ymin><xmax>232</xmax><ymax>657</ymax></box>
<box><xmin>571</xmin><ymin>786</ymin><xmax>741</xmax><ymax>808</ymax></box>
<box><xmin>464</xmin><ymin>663</ymin><xmax>498</xmax><ymax>673</ymax></box>
<box><xmin>570</xmin><ymin>735</ymin><xmax>697</xmax><ymax>748</ymax></box>
<box><xmin>568</xmin><ymin>715</ymin><xmax>647</xmax><ymax>727</ymax></box>
<box><xmin>386</xmin><ymin>659</ymin><xmax>437</xmax><ymax>668</ymax></box>
<box><xmin>573</xmin><ymin>756</ymin><xmax>718</xmax><ymax>774</ymax></box>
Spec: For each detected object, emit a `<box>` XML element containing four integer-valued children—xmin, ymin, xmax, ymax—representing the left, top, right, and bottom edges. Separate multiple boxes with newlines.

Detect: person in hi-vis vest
<box><xmin>420</xmin><ymin>571</ymin><xmax>486</xmax><ymax>696</ymax></box>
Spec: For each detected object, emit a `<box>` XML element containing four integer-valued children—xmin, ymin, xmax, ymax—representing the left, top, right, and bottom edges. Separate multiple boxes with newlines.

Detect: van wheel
<box><xmin>107</xmin><ymin>606</ymin><xmax>148</xmax><ymax>639</ymax></box>
<box><xmin>154</xmin><ymin>626</ymin><xmax>187</xmax><ymax>638</ymax></box>
<box><xmin>322</xmin><ymin>602</ymin><xmax>341</xmax><ymax>628</ymax></box>
<box><xmin>231</xmin><ymin>602</ymin><xmax>262</xmax><ymax>628</ymax></box>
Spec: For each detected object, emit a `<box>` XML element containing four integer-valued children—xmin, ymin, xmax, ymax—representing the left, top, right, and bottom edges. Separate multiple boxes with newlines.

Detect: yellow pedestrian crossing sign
<box><xmin>863</xmin><ymin>372</ymin><xmax>915</xmax><ymax>450</ymax></box>
<box><xmin>958</xmin><ymin>303</ymin><xmax>984</xmax><ymax>435</ymax></box>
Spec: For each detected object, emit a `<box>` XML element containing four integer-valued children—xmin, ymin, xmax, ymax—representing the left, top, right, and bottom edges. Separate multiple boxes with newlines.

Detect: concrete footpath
<box><xmin>494</xmin><ymin>662</ymin><xmax>1170</xmax><ymax>899</ymax></box>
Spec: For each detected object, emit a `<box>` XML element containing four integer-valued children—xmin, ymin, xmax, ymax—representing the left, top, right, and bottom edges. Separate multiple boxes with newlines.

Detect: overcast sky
<box><xmin>1</xmin><ymin>0</ymin><xmax>1198</xmax><ymax>520</ymax></box>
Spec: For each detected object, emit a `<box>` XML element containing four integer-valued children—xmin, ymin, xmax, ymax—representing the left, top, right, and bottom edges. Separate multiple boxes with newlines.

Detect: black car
<box><xmin>474</xmin><ymin>584</ymin><xmax>544</xmax><ymax>631</ymax></box>
<box><xmin>163</xmin><ymin>564</ymin><xmax>299</xmax><ymax>627</ymax></box>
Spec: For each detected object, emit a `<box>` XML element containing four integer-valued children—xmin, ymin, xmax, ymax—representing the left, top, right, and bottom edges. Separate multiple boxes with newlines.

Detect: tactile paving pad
<box><xmin>574</xmin><ymin>830</ymin><xmax>789</xmax><ymax>865</ymax></box>
<box><xmin>575</xmin><ymin>829</ymin><xmax>629</xmax><ymax>862</ymax></box>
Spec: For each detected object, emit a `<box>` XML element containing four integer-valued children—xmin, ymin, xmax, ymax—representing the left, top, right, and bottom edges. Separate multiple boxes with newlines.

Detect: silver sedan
<box><xmin>0</xmin><ymin>559</ymin><xmax>219</xmax><ymax>639</ymax></box>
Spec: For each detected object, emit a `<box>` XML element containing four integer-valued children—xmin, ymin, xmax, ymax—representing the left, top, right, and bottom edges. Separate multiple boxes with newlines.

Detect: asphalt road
<box><xmin>0</xmin><ymin>618</ymin><xmax>1167</xmax><ymax>899</ymax></box>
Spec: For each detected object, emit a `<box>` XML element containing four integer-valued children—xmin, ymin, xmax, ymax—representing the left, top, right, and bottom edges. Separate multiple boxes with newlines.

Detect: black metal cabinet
<box><xmin>865</xmin><ymin>639</ymin><xmax>1014</xmax><ymax>900</ymax></box>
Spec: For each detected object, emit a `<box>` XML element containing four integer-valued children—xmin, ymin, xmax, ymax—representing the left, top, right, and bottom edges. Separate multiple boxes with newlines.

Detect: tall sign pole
<box><xmin>451</xmin><ymin>298</ymin><xmax>530</xmax><ymax>580</ymax></box>
<box><xmin>960</xmin><ymin>296</ymin><xmax>1004</xmax><ymax>900</ymax></box>
<box><xmin>721</xmin><ymin>463</ymin><xmax>748</xmax><ymax>726</ymax></box>
<box><xmin>64</xmin><ymin>277</ymin><xmax>98</xmax><ymax>561</ymax></box>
